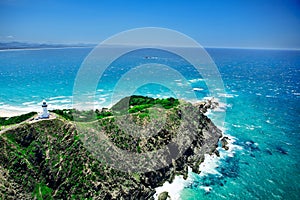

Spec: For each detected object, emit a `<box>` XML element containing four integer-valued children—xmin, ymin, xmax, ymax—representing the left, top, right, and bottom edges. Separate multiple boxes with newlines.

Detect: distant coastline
<box><xmin>0</xmin><ymin>41</ymin><xmax>96</xmax><ymax>51</ymax></box>
<box><xmin>1</xmin><ymin>41</ymin><xmax>299</xmax><ymax>51</ymax></box>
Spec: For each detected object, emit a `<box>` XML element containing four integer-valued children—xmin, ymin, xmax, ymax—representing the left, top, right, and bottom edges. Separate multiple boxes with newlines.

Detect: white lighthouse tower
<box><xmin>40</xmin><ymin>100</ymin><xmax>50</xmax><ymax>118</ymax></box>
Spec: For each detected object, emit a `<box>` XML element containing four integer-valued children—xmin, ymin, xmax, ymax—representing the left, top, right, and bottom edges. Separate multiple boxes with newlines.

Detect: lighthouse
<box><xmin>40</xmin><ymin>100</ymin><xmax>50</xmax><ymax>118</ymax></box>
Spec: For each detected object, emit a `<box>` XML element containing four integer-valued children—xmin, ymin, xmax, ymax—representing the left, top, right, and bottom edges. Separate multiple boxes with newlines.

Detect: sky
<box><xmin>0</xmin><ymin>0</ymin><xmax>299</xmax><ymax>49</ymax></box>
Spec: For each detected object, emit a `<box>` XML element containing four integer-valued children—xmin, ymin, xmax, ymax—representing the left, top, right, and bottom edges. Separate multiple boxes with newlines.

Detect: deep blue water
<box><xmin>0</xmin><ymin>47</ymin><xmax>299</xmax><ymax>199</ymax></box>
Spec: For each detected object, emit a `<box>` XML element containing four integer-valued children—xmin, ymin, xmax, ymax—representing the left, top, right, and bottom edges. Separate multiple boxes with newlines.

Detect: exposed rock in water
<box><xmin>221</xmin><ymin>137</ymin><xmax>230</xmax><ymax>150</ymax></box>
<box><xmin>195</xmin><ymin>98</ymin><xmax>219</xmax><ymax>114</ymax></box>
<box><xmin>158</xmin><ymin>191</ymin><xmax>170</xmax><ymax>200</ymax></box>
<box><xmin>0</xmin><ymin>96</ymin><xmax>222</xmax><ymax>199</ymax></box>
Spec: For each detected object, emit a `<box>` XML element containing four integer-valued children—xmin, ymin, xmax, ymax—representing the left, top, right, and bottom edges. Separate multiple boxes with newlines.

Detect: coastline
<box><xmin>0</xmin><ymin>109</ymin><xmax>32</xmax><ymax>118</ymax></box>
<box><xmin>0</xmin><ymin>46</ymin><xmax>94</xmax><ymax>52</ymax></box>
<box><xmin>154</xmin><ymin>133</ymin><xmax>242</xmax><ymax>199</ymax></box>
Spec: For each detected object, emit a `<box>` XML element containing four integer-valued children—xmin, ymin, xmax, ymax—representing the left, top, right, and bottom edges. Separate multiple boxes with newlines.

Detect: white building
<box><xmin>40</xmin><ymin>100</ymin><xmax>50</xmax><ymax>118</ymax></box>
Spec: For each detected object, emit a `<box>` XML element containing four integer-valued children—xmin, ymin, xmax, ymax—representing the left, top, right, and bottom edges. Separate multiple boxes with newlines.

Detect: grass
<box><xmin>0</xmin><ymin>112</ymin><xmax>36</xmax><ymax>126</ymax></box>
<box><xmin>33</xmin><ymin>183</ymin><xmax>53</xmax><ymax>200</ymax></box>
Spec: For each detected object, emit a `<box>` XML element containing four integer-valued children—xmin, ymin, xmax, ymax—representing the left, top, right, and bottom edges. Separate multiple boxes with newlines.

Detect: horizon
<box><xmin>1</xmin><ymin>41</ymin><xmax>300</xmax><ymax>51</ymax></box>
<box><xmin>1</xmin><ymin>0</ymin><xmax>300</xmax><ymax>49</ymax></box>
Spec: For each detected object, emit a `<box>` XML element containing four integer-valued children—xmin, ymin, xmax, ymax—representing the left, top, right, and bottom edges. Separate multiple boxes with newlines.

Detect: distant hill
<box><xmin>0</xmin><ymin>42</ymin><xmax>96</xmax><ymax>50</ymax></box>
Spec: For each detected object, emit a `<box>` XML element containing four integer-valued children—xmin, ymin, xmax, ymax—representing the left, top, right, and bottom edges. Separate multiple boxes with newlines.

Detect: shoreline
<box><xmin>154</xmin><ymin>134</ymin><xmax>241</xmax><ymax>199</ymax></box>
<box><xmin>0</xmin><ymin>46</ymin><xmax>94</xmax><ymax>52</ymax></box>
<box><xmin>0</xmin><ymin>110</ymin><xmax>33</xmax><ymax>118</ymax></box>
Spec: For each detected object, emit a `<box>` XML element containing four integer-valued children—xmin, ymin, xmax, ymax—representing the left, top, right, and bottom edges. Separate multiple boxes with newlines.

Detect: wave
<box><xmin>217</xmin><ymin>93</ymin><xmax>237</xmax><ymax>98</ymax></box>
<box><xmin>188</xmin><ymin>78</ymin><xmax>204</xmax><ymax>83</ymax></box>
<box><xmin>154</xmin><ymin>131</ymin><xmax>243</xmax><ymax>199</ymax></box>
<box><xmin>154</xmin><ymin>174</ymin><xmax>189</xmax><ymax>200</ymax></box>
<box><xmin>192</xmin><ymin>88</ymin><xmax>204</xmax><ymax>91</ymax></box>
<box><xmin>49</xmin><ymin>96</ymin><xmax>70</xmax><ymax>100</ymax></box>
<box><xmin>21</xmin><ymin>101</ymin><xmax>37</xmax><ymax>106</ymax></box>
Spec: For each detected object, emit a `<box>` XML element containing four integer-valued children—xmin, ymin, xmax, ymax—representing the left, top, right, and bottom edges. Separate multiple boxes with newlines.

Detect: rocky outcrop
<box><xmin>195</xmin><ymin>98</ymin><xmax>219</xmax><ymax>114</ymax></box>
<box><xmin>0</xmin><ymin>98</ymin><xmax>222</xmax><ymax>199</ymax></box>
<box><xmin>221</xmin><ymin>137</ymin><xmax>230</xmax><ymax>150</ymax></box>
<box><xmin>158</xmin><ymin>191</ymin><xmax>170</xmax><ymax>200</ymax></box>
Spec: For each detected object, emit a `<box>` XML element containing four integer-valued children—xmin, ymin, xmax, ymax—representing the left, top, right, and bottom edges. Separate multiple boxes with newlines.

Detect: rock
<box><xmin>221</xmin><ymin>137</ymin><xmax>230</xmax><ymax>150</ymax></box>
<box><xmin>214</xmin><ymin>149</ymin><xmax>220</xmax><ymax>157</ymax></box>
<box><xmin>158</xmin><ymin>191</ymin><xmax>170</xmax><ymax>200</ymax></box>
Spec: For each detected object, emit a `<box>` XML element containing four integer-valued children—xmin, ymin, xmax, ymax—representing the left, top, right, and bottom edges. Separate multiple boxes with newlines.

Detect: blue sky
<box><xmin>0</xmin><ymin>0</ymin><xmax>299</xmax><ymax>48</ymax></box>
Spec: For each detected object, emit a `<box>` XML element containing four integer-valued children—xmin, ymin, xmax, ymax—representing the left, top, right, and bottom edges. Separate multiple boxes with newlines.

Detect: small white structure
<box><xmin>40</xmin><ymin>100</ymin><xmax>50</xmax><ymax>118</ymax></box>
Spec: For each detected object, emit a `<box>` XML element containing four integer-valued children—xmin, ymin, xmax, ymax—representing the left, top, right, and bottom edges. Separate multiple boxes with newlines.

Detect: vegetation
<box><xmin>51</xmin><ymin>109</ymin><xmax>113</xmax><ymax>122</ymax></box>
<box><xmin>33</xmin><ymin>183</ymin><xmax>53</xmax><ymax>200</ymax></box>
<box><xmin>52</xmin><ymin>96</ymin><xmax>179</xmax><ymax>122</ymax></box>
<box><xmin>116</xmin><ymin>95</ymin><xmax>179</xmax><ymax>110</ymax></box>
<box><xmin>0</xmin><ymin>112</ymin><xmax>36</xmax><ymax>126</ymax></box>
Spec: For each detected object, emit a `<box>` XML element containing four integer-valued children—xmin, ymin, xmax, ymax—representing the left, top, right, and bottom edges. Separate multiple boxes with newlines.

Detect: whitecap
<box><xmin>49</xmin><ymin>96</ymin><xmax>69</xmax><ymax>100</ymax></box>
<box><xmin>217</xmin><ymin>93</ymin><xmax>234</xmax><ymax>98</ymax></box>
<box><xmin>188</xmin><ymin>78</ymin><xmax>204</xmax><ymax>83</ymax></box>
<box><xmin>232</xmin><ymin>124</ymin><xmax>241</xmax><ymax>128</ymax></box>
<box><xmin>22</xmin><ymin>101</ymin><xmax>36</xmax><ymax>106</ymax></box>
<box><xmin>192</xmin><ymin>88</ymin><xmax>204</xmax><ymax>91</ymax></box>
<box><xmin>97</xmin><ymin>98</ymin><xmax>106</xmax><ymax>104</ymax></box>
<box><xmin>199</xmin><ymin>186</ymin><xmax>212</xmax><ymax>193</ymax></box>
<box><xmin>265</xmin><ymin>95</ymin><xmax>275</xmax><ymax>98</ymax></box>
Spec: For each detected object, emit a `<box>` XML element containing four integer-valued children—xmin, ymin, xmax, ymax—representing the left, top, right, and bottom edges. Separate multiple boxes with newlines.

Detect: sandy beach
<box><xmin>0</xmin><ymin>110</ymin><xmax>33</xmax><ymax>118</ymax></box>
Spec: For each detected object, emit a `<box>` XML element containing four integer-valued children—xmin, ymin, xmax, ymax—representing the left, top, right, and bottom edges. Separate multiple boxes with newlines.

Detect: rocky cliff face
<box><xmin>0</xmin><ymin>98</ymin><xmax>222</xmax><ymax>199</ymax></box>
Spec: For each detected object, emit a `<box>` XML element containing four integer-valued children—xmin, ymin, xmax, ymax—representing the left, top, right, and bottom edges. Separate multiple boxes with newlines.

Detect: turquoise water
<box><xmin>181</xmin><ymin>49</ymin><xmax>300</xmax><ymax>199</ymax></box>
<box><xmin>0</xmin><ymin>48</ymin><xmax>299</xmax><ymax>199</ymax></box>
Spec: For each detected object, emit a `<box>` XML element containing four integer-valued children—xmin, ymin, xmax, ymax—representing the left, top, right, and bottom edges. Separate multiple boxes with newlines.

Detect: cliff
<box><xmin>0</xmin><ymin>96</ymin><xmax>222</xmax><ymax>199</ymax></box>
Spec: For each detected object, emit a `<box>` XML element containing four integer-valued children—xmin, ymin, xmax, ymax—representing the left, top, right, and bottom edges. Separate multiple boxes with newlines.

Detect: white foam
<box><xmin>0</xmin><ymin>104</ymin><xmax>38</xmax><ymax>117</ymax></box>
<box><xmin>199</xmin><ymin>186</ymin><xmax>212</xmax><ymax>193</ymax></box>
<box><xmin>217</xmin><ymin>93</ymin><xmax>236</xmax><ymax>98</ymax></box>
<box><xmin>188</xmin><ymin>78</ymin><xmax>204</xmax><ymax>83</ymax></box>
<box><xmin>192</xmin><ymin>88</ymin><xmax>204</xmax><ymax>91</ymax></box>
<box><xmin>47</xmin><ymin>99</ymin><xmax>71</xmax><ymax>104</ymax></box>
<box><xmin>154</xmin><ymin>175</ymin><xmax>189</xmax><ymax>200</ymax></box>
<box><xmin>176</xmin><ymin>82</ymin><xmax>185</xmax><ymax>87</ymax></box>
<box><xmin>49</xmin><ymin>96</ymin><xmax>70</xmax><ymax>100</ymax></box>
<box><xmin>21</xmin><ymin>101</ymin><xmax>36</xmax><ymax>106</ymax></box>
<box><xmin>199</xmin><ymin>154</ymin><xmax>221</xmax><ymax>176</ymax></box>
<box><xmin>97</xmin><ymin>97</ymin><xmax>106</xmax><ymax>104</ymax></box>
<box><xmin>154</xmin><ymin>132</ymin><xmax>243</xmax><ymax>199</ymax></box>
<box><xmin>265</xmin><ymin>95</ymin><xmax>275</xmax><ymax>98</ymax></box>
<box><xmin>0</xmin><ymin>96</ymin><xmax>75</xmax><ymax>117</ymax></box>
<box><xmin>232</xmin><ymin>124</ymin><xmax>241</xmax><ymax>128</ymax></box>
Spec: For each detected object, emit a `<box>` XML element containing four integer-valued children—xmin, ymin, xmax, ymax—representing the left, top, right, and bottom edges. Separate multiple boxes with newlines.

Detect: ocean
<box><xmin>0</xmin><ymin>47</ymin><xmax>299</xmax><ymax>199</ymax></box>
